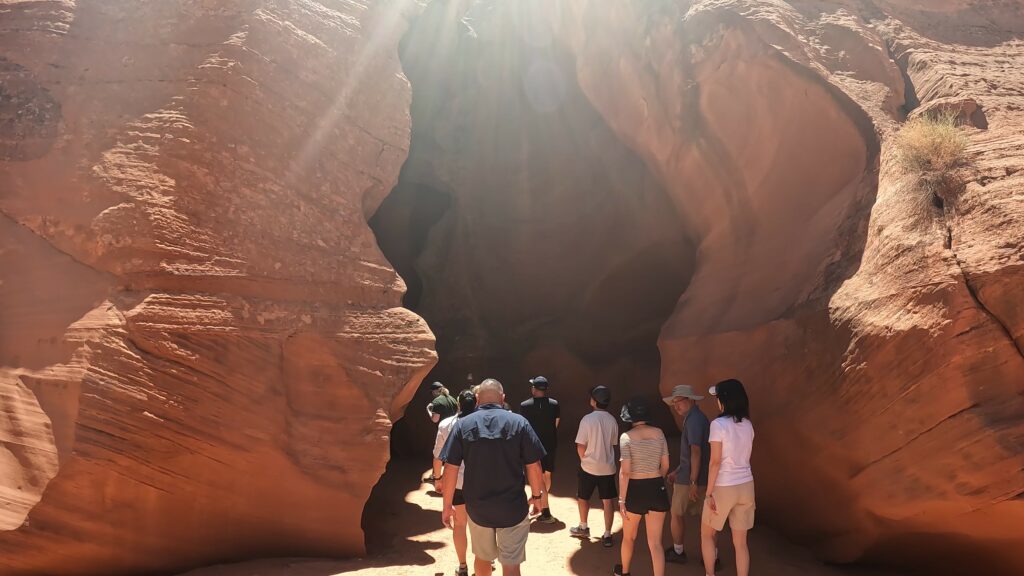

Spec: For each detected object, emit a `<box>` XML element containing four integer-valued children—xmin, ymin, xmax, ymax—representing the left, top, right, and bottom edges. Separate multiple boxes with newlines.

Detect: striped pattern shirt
<box><xmin>619</xmin><ymin>431</ymin><xmax>668</xmax><ymax>476</ymax></box>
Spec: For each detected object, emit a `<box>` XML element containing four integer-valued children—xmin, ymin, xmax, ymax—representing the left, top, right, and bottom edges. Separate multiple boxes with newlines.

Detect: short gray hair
<box><xmin>476</xmin><ymin>378</ymin><xmax>504</xmax><ymax>403</ymax></box>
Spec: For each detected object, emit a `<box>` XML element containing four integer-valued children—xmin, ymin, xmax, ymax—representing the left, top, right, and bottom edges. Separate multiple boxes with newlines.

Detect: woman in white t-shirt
<box><xmin>701</xmin><ymin>379</ymin><xmax>755</xmax><ymax>576</ymax></box>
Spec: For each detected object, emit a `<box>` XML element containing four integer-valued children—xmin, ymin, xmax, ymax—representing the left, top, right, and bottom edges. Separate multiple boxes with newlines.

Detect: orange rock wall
<box><xmin>0</xmin><ymin>1</ymin><xmax>435</xmax><ymax>574</ymax></box>
<box><xmin>549</xmin><ymin>0</ymin><xmax>1023</xmax><ymax>572</ymax></box>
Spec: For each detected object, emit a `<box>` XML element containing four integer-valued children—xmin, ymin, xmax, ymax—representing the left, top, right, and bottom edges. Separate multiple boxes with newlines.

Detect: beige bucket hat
<box><xmin>662</xmin><ymin>384</ymin><xmax>705</xmax><ymax>404</ymax></box>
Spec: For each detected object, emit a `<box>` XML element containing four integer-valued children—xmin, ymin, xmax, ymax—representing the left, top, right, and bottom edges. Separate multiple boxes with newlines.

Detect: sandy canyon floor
<box><xmin>181</xmin><ymin>457</ymin><xmax>909</xmax><ymax>576</ymax></box>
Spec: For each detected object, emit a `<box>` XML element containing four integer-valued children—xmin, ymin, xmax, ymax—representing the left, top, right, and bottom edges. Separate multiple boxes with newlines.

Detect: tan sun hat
<box><xmin>662</xmin><ymin>384</ymin><xmax>705</xmax><ymax>404</ymax></box>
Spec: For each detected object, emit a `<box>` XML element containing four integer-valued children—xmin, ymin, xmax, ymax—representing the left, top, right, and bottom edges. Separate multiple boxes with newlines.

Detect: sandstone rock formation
<box><xmin>375</xmin><ymin>0</ymin><xmax>1022</xmax><ymax>573</ymax></box>
<box><xmin>2</xmin><ymin>0</ymin><xmax>1022</xmax><ymax>574</ymax></box>
<box><xmin>0</xmin><ymin>1</ymin><xmax>435</xmax><ymax>574</ymax></box>
<box><xmin>551</xmin><ymin>1</ymin><xmax>1024</xmax><ymax>572</ymax></box>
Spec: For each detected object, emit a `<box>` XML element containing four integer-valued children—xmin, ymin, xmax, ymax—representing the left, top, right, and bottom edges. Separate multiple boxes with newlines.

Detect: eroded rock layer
<box><xmin>0</xmin><ymin>1</ymin><xmax>435</xmax><ymax>574</ymax></box>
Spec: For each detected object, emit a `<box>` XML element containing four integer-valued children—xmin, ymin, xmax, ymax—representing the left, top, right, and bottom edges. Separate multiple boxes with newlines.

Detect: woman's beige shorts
<box><xmin>702</xmin><ymin>481</ymin><xmax>755</xmax><ymax>531</ymax></box>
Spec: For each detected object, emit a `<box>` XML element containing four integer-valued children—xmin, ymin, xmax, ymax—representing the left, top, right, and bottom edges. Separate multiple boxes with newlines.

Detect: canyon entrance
<box><xmin>1</xmin><ymin>1</ymin><xmax>1022</xmax><ymax>576</ymax></box>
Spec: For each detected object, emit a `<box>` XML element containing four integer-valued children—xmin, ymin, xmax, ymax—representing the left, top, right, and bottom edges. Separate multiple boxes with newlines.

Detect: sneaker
<box><xmin>455</xmin><ymin>566</ymin><xmax>469</xmax><ymax>576</ymax></box>
<box><xmin>665</xmin><ymin>547</ymin><xmax>687</xmax><ymax>564</ymax></box>
<box><xmin>602</xmin><ymin>534</ymin><xmax>613</xmax><ymax>548</ymax></box>
<box><xmin>613</xmin><ymin>564</ymin><xmax>630</xmax><ymax>576</ymax></box>
<box><xmin>569</xmin><ymin>525</ymin><xmax>591</xmax><ymax>538</ymax></box>
<box><xmin>537</xmin><ymin>512</ymin><xmax>557</xmax><ymax>524</ymax></box>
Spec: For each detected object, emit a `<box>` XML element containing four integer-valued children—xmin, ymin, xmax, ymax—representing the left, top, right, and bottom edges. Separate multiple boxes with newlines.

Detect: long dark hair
<box><xmin>457</xmin><ymin>389</ymin><xmax>477</xmax><ymax>415</ymax></box>
<box><xmin>715</xmin><ymin>379</ymin><xmax>750</xmax><ymax>423</ymax></box>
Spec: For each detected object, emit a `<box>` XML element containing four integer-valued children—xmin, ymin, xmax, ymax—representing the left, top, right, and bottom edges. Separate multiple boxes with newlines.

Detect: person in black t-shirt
<box><xmin>518</xmin><ymin>375</ymin><xmax>559</xmax><ymax>523</ymax></box>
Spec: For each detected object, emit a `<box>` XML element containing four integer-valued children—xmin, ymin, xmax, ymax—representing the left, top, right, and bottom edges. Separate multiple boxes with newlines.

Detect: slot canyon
<box><xmin>1</xmin><ymin>1</ymin><xmax>1022</xmax><ymax>576</ymax></box>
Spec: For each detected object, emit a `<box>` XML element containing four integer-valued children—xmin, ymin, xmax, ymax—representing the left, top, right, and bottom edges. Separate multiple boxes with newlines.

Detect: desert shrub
<box><xmin>893</xmin><ymin>112</ymin><xmax>970</xmax><ymax>191</ymax></box>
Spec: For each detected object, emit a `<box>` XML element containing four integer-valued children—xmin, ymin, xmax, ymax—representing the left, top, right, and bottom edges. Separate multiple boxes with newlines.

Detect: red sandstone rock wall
<box><xmin>550</xmin><ymin>0</ymin><xmax>1023</xmax><ymax>572</ymax></box>
<box><xmin>0</xmin><ymin>1</ymin><xmax>435</xmax><ymax>574</ymax></box>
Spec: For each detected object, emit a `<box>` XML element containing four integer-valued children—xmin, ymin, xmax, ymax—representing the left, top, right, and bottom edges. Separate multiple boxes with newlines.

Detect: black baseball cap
<box><xmin>528</xmin><ymin>376</ymin><xmax>549</xmax><ymax>390</ymax></box>
<box><xmin>591</xmin><ymin>385</ymin><xmax>611</xmax><ymax>405</ymax></box>
<box><xmin>429</xmin><ymin>381</ymin><xmax>445</xmax><ymax>391</ymax></box>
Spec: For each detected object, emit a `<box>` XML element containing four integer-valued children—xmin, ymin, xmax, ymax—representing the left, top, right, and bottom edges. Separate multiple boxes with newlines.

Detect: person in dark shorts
<box><xmin>570</xmin><ymin>385</ymin><xmax>619</xmax><ymax>548</ymax></box>
<box><xmin>428</xmin><ymin>381</ymin><xmax>459</xmax><ymax>424</ymax></box>
<box><xmin>440</xmin><ymin>379</ymin><xmax>547</xmax><ymax>576</ymax></box>
<box><xmin>518</xmin><ymin>375</ymin><xmax>559</xmax><ymax>523</ymax></box>
<box><xmin>615</xmin><ymin>397</ymin><xmax>670</xmax><ymax>576</ymax></box>
<box><xmin>432</xmin><ymin>389</ymin><xmax>478</xmax><ymax>576</ymax></box>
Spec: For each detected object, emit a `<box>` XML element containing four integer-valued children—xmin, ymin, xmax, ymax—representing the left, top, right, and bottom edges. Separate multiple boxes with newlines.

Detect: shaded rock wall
<box><xmin>0</xmin><ymin>1</ymin><xmax>435</xmax><ymax>574</ymax></box>
<box><xmin>372</xmin><ymin>0</ymin><xmax>696</xmax><ymax>450</ymax></box>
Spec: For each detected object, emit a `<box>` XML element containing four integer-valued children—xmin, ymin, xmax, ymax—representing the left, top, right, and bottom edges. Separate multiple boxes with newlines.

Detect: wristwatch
<box><xmin>530</xmin><ymin>493</ymin><xmax>542</xmax><ymax>501</ymax></box>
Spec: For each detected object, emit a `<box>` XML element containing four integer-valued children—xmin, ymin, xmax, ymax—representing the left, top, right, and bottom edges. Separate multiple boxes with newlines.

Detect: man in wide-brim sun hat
<box><xmin>661</xmin><ymin>385</ymin><xmax>716</xmax><ymax>568</ymax></box>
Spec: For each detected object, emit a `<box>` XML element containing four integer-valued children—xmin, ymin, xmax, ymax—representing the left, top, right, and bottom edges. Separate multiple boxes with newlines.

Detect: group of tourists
<box><xmin>429</xmin><ymin>376</ymin><xmax>755</xmax><ymax>576</ymax></box>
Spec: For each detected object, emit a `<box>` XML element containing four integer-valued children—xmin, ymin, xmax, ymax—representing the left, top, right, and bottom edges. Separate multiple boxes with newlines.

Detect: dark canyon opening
<box><xmin>368</xmin><ymin>0</ymin><xmax>697</xmax><ymax>467</ymax></box>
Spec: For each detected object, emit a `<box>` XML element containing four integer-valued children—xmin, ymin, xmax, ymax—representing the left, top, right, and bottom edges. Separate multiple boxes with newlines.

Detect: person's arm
<box><xmin>526</xmin><ymin>461</ymin><xmax>544</xmax><ymax>515</ymax></box>
<box><xmin>618</xmin><ymin>433</ymin><xmax>630</xmax><ymax>516</ymax></box>
<box><xmin>688</xmin><ymin>444</ymin><xmax>701</xmax><ymax>500</ymax></box>
<box><xmin>659</xmin><ymin>434</ymin><xmax>670</xmax><ymax>477</ymax></box>
<box><xmin>442</xmin><ymin>462</ymin><xmax>459</xmax><ymax>527</ymax></box>
<box><xmin>619</xmin><ymin>457</ymin><xmax>631</xmax><ymax>516</ymax></box>
<box><xmin>432</xmin><ymin>458</ymin><xmax>446</xmax><ymax>493</ymax></box>
<box><xmin>431</xmin><ymin>421</ymin><xmax>451</xmax><ymax>489</ymax></box>
<box><xmin>438</xmin><ymin>425</ymin><xmax>464</xmax><ymax>528</ymax></box>
<box><xmin>574</xmin><ymin>421</ymin><xmax>587</xmax><ymax>461</ymax></box>
<box><xmin>521</xmin><ymin>422</ymin><xmax>547</xmax><ymax>514</ymax></box>
<box><xmin>554</xmin><ymin>401</ymin><xmax>561</xmax><ymax>428</ymax></box>
<box><xmin>706</xmin><ymin>441</ymin><xmax>723</xmax><ymax>512</ymax></box>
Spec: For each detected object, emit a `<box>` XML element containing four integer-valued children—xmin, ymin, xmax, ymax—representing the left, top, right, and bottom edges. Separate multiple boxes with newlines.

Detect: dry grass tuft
<box><xmin>893</xmin><ymin>112</ymin><xmax>970</xmax><ymax>191</ymax></box>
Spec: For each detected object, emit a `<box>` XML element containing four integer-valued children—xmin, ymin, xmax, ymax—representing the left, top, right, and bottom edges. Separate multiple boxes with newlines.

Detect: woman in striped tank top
<box><xmin>614</xmin><ymin>397</ymin><xmax>670</xmax><ymax>576</ymax></box>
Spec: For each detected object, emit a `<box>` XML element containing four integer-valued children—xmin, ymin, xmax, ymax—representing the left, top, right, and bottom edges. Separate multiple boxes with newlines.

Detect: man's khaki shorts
<box><xmin>467</xmin><ymin>514</ymin><xmax>530</xmax><ymax>565</ymax></box>
<box><xmin>702</xmin><ymin>481</ymin><xmax>755</xmax><ymax>531</ymax></box>
<box><xmin>671</xmin><ymin>483</ymin><xmax>707</xmax><ymax>517</ymax></box>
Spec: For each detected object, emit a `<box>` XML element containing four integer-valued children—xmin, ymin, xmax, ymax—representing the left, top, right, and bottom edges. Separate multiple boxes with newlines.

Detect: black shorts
<box><xmin>541</xmin><ymin>451</ymin><xmax>557</xmax><ymax>473</ymax></box>
<box><xmin>624</xmin><ymin>477</ymin><xmax>669</xmax><ymax>515</ymax></box>
<box><xmin>577</xmin><ymin>468</ymin><xmax>618</xmax><ymax>500</ymax></box>
<box><xmin>453</xmin><ymin>489</ymin><xmax>465</xmax><ymax>506</ymax></box>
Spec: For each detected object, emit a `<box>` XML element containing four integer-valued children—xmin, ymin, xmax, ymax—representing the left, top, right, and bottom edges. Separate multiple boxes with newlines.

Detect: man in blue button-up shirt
<box><xmin>440</xmin><ymin>378</ymin><xmax>546</xmax><ymax>576</ymax></box>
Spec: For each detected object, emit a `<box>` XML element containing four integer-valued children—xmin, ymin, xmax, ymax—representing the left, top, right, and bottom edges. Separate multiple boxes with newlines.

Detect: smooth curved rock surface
<box><xmin>0</xmin><ymin>1</ymin><xmax>435</xmax><ymax>574</ymax></box>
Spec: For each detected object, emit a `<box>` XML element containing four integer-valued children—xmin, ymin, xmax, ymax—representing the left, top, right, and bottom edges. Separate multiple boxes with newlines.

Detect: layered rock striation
<box><xmin>0</xmin><ymin>1</ymin><xmax>435</xmax><ymax>574</ymax></box>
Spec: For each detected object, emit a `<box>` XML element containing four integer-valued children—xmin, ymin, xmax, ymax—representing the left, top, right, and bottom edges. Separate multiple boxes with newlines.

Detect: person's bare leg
<box><xmin>453</xmin><ymin>505</ymin><xmax>468</xmax><ymax>566</ymax></box>
<box><xmin>620</xmin><ymin>512</ymin><xmax>640</xmax><ymax>573</ymax></box>
<box><xmin>670</xmin><ymin>511</ymin><xmax>685</xmax><ymax>549</ymax></box>
<box><xmin>577</xmin><ymin>497</ymin><xmax>590</xmax><ymax>524</ymax></box>
<box><xmin>602</xmin><ymin>499</ymin><xmax>614</xmax><ymax>534</ymax></box>
<box><xmin>645</xmin><ymin>511</ymin><xmax>667</xmax><ymax>576</ymax></box>
<box><xmin>500</xmin><ymin>563</ymin><xmax>521</xmax><ymax>576</ymax></box>
<box><xmin>732</xmin><ymin>527</ymin><xmax>750</xmax><ymax>576</ymax></box>
<box><xmin>700</xmin><ymin>521</ymin><xmax>717</xmax><ymax>575</ymax></box>
<box><xmin>541</xmin><ymin>471</ymin><xmax>552</xmax><ymax>512</ymax></box>
<box><xmin>475</xmin><ymin>557</ymin><xmax>493</xmax><ymax>576</ymax></box>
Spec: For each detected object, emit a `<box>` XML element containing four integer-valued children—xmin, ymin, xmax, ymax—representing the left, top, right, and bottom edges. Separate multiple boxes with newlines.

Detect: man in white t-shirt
<box><xmin>570</xmin><ymin>385</ymin><xmax>619</xmax><ymax>548</ymax></box>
